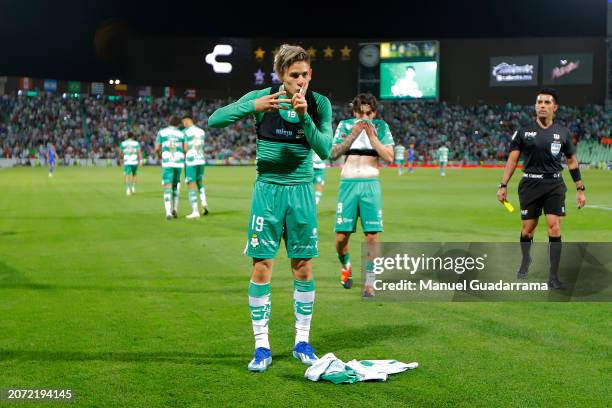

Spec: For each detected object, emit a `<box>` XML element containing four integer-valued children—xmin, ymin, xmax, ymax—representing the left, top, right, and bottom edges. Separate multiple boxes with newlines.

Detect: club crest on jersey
<box><xmin>524</xmin><ymin>131</ymin><xmax>537</xmax><ymax>139</ymax></box>
<box><xmin>250</xmin><ymin>233</ymin><xmax>259</xmax><ymax>248</ymax></box>
<box><xmin>550</xmin><ymin>142</ymin><xmax>561</xmax><ymax>156</ymax></box>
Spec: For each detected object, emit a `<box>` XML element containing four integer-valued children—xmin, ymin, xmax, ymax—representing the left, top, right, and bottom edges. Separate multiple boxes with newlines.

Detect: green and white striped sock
<box><xmin>189</xmin><ymin>189</ymin><xmax>198</xmax><ymax>213</ymax></box>
<box><xmin>294</xmin><ymin>279</ymin><xmax>315</xmax><ymax>345</ymax></box>
<box><xmin>163</xmin><ymin>188</ymin><xmax>172</xmax><ymax>214</ymax></box>
<box><xmin>248</xmin><ymin>281</ymin><xmax>271</xmax><ymax>350</ymax></box>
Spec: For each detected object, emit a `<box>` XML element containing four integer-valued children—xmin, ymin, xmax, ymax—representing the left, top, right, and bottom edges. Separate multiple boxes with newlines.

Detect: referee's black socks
<box><xmin>548</xmin><ymin>236</ymin><xmax>562</xmax><ymax>282</ymax></box>
<box><xmin>520</xmin><ymin>234</ymin><xmax>533</xmax><ymax>260</ymax></box>
<box><xmin>517</xmin><ymin>234</ymin><xmax>533</xmax><ymax>278</ymax></box>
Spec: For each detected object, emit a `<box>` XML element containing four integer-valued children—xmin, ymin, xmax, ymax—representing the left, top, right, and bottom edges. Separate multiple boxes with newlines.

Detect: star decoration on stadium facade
<box><xmin>340</xmin><ymin>46</ymin><xmax>352</xmax><ymax>60</ymax></box>
<box><xmin>254</xmin><ymin>69</ymin><xmax>265</xmax><ymax>85</ymax></box>
<box><xmin>323</xmin><ymin>46</ymin><xmax>334</xmax><ymax>58</ymax></box>
<box><xmin>270</xmin><ymin>72</ymin><xmax>281</xmax><ymax>84</ymax></box>
<box><xmin>307</xmin><ymin>47</ymin><xmax>317</xmax><ymax>58</ymax></box>
<box><xmin>254</xmin><ymin>47</ymin><xmax>266</xmax><ymax>60</ymax></box>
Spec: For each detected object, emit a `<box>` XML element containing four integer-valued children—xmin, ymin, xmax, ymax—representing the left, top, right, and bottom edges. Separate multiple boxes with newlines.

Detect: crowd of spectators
<box><xmin>0</xmin><ymin>93</ymin><xmax>609</xmax><ymax>164</ymax></box>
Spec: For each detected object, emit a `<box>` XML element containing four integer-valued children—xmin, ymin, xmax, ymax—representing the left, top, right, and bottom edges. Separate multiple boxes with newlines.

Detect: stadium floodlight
<box><xmin>115</xmin><ymin>79</ymin><xmax>121</xmax><ymax>84</ymax></box>
<box><xmin>109</xmin><ymin>79</ymin><xmax>114</xmax><ymax>85</ymax></box>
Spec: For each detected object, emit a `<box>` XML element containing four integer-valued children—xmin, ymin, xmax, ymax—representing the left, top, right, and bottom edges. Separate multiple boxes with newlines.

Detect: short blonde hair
<box><xmin>273</xmin><ymin>44</ymin><xmax>310</xmax><ymax>76</ymax></box>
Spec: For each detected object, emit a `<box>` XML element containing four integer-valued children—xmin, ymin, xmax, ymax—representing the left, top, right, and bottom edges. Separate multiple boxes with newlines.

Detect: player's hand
<box><xmin>350</xmin><ymin>121</ymin><xmax>367</xmax><ymax>136</ymax></box>
<box><xmin>291</xmin><ymin>89</ymin><xmax>307</xmax><ymax>117</ymax></box>
<box><xmin>496</xmin><ymin>187</ymin><xmax>507</xmax><ymax>203</ymax></box>
<box><xmin>576</xmin><ymin>190</ymin><xmax>586</xmax><ymax>209</ymax></box>
<box><xmin>254</xmin><ymin>91</ymin><xmax>292</xmax><ymax>112</ymax></box>
<box><xmin>364</xmin><ymin>122</ymin><xmax>378</xmax><ymax>141</ymax></box>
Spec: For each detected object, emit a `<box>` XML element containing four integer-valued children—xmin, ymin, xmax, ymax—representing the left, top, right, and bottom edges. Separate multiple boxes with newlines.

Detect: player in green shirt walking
<box><xmin>155</xmin><ymin>116</ymin><xmax>185</xmax><ymax>220</ymax></box>
<box><xmin>437</xmin><ymin>143</ymin><xmax>450</xmax><ymax>176</ymax></box>
<box><xmin>118</xmin><ymin>133</ymin><xmax>142</xmax><ymax>195</ymax></box>
<box><xmin>182</xmin><ymin>115</ymin><xmax>208</xmax><ymax>218</ymax></box>
<box><xmin>208</xmin><ymin>44</ymin><xmax>332</xmax><ymax>372</ymax></box>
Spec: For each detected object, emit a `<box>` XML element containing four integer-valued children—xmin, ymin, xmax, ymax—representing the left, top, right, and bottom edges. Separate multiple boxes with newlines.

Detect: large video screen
<box><xmin>375</xmin><ymin>40</ymin><xmax>439</xmax><ymax>101</ymax></box>
<box><xmin>490</xmin><ymin>56</ymin><xmax>538</xmax><ymax>87</ymax></box>
<box><xmin>542</xmin><ymin>53</ymin><xmax>593</xmax><ymax>85</ymax></box>
<box><xmin>380</xmin><ymin>61</ymin><xmax>438</xmax><ymax>100</ymax></box>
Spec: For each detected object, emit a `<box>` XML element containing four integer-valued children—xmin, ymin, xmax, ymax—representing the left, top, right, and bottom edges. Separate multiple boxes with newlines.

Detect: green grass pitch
<box><xmin>1</xmin><ymin>166</ymin><xmax>610</xmax><ymax>407</ymax></box>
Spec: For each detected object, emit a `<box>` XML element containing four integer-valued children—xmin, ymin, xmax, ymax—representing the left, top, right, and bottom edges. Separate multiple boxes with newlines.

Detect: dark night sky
<box><xmin>0</xmin><ymin>0</ymin><xmax>607</xmax><ymax>81</ymax></box>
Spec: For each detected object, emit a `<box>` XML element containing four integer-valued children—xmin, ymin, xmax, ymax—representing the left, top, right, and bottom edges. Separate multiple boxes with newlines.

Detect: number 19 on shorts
<box><xmin>251</xmin><ymin>215</ymin><xmax>264</xmax><ymax>232</ymax></box>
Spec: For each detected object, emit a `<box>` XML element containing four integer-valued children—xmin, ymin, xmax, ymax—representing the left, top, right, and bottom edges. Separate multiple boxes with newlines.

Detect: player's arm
<box><xmin>137</xmin><ymin>148</ymin><xmax>142</xmax><ymax>166</ymax></box>
<box><xmin>330</xmin><ymin>121</ymin><xmax>364</xmax><ymax>160</ymax></box>
<box><xmin>154</xmin><ymin>133</ymin><xmax>161</xmax><ymax>158</ymax></box>
<box><xmin>295</xmin><ymin>94</ymin><xmax>333</xmax><ymax>159</ymax></box>
<box><xmin>208</xmin><ymin>89</ymin><xmax>290</xmax><ymax>128</ymax></box>
<box><xmin>364</xmin><ymin>123</ymin><xmax>393</xmax><ymax>163</ymax></box>
<box><xmin>566</xmin><ymin>155</ymin><xmax>586</xmax><ymax>208</ymax></box>
<box><xmin>497</xmin><ymin>150</ymin><xmax>520</xmax><ymax>203</ymax></box>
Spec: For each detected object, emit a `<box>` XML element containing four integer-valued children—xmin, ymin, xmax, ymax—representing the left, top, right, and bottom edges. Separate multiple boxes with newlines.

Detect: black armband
<box><xmin>569</xmin><ymin>168</ymin><xmax>581</xmax><ymax>182</ymax></box>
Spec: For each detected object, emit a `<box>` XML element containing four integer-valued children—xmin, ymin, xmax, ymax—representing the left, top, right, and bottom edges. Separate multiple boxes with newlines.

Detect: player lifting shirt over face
<box><xmin>208</xmin><ymin>44</ymin><xmax>333</xmax><ymax>372</ymax></box>
<box><xmin>329</xmin><ymin>93</ymin><xmax>394</xmax><ymax>296</ymax></box>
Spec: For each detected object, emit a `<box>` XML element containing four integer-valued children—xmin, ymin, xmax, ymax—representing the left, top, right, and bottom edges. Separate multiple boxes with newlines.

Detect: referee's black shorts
<box><xmin>518</xmin><ymin>178</ymin><xmax>567</xmax><ymax>220</ymax></box>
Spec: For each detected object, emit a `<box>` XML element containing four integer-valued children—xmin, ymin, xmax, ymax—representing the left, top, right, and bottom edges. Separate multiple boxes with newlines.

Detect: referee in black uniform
<box><xmin>497</xmin><ymin>88</ymin><xmax>586</xmax><ymax>289</ymax></box>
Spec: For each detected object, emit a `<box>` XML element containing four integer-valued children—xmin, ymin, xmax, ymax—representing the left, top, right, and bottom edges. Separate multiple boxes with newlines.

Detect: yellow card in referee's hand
<box><xmin>502</xmin><ymin>200</ymin><xmax>514</xmax><ymax>213</ymax></box>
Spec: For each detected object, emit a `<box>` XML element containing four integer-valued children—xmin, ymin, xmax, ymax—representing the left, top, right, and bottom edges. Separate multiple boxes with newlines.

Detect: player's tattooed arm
<box><xmin>330</xmin><ymin>122</ymin><xmax>365</xmax><ymax>160</ymax></box>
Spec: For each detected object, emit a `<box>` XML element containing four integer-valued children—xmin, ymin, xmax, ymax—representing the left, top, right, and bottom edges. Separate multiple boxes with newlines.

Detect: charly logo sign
<box><xmin>205</xmin><ymin>44</ymin><xmax>233</xmax><ymax>74</ymax></box>
<box><xmin>492</xmin><ymin>62</ymin><xmax>534</xmax><ymax>82</ymax></box>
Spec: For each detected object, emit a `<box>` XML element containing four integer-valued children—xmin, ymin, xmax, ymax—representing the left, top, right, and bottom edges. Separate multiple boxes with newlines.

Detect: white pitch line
<box><xmin>584</xmin><ymin>205</ymin><xmax>612</xmax><ymax>211</ymax></box>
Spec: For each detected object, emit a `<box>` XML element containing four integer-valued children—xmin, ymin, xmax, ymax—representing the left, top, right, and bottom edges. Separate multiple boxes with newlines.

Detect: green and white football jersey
<box><xmin>184</xmin><ymin>125</ymin><xmax>206</xmax><ymax>166</ymax></box>
<box><xmin>120</xmin><ymin>139</ymin><xmax>140</xmax><ymax>165</ymax></box>
<box><xmin>437</xmin><ymin>146</ymin><xmax>449</xmax><ymax>162</ymax></box>
<box><xmin>312</xmin><ymin>152</ymin><xmax>326</xmax><ymax>169</ymax></box>
<box><xmin>394</xmin><ymin>145</ymin><xmax>406</xmax><ymax>161</ymax></box>
<box><xmin>333</xmin><ymin>118</ymin><xmax>394</xmax><ymax>149</ymax></box>
<box><xmin>155</xmin><ymin>126</ymin><xmax>185</xmax><ymax>168</ymax></box>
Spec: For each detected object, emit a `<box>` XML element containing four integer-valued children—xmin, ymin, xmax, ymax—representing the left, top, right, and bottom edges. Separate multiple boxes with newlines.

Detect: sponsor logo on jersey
<box><xmin>275</xmin><ymin>129</ymin><xmax>293</xmax><ymax>137</ymax></box>
<box><xmin>551</xmin><ymin>142</ymin><xmax>562</xmax><ymax>156</ymax></box>
<box><xmin>524</xmin><ymin>131</ymin><xmax>537</xmax><ymax>138</ymax></box>
<box><xmin>553</xmin><ymin>133</ymin><xmax>560</xmax><ymax>140</ymax></box>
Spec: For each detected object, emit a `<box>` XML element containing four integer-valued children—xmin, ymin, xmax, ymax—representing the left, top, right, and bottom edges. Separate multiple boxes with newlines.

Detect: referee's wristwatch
<box><xmin>498</xmin><ymin>182</ymin><xmax>508</xmax><ymax>189</ymax></box>
<box><xmin>577</xmin><ymin>185</ymin><xmax>585</xmax><ymax>191</ymax></box>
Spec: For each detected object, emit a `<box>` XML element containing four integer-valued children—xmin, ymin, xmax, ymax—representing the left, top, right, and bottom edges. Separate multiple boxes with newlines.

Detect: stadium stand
<box><xmin>1</xmin><ymin>94</ymin><xmax>610</xmax><ymax>166</ymax></box>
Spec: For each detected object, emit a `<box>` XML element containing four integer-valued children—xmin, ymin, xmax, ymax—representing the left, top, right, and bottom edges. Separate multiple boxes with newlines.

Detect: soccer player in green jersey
<box><xmin>208</xmin><ymin>44</ymin><xmax>332</xmax><ymax>372</ymax></box>
<box><xmin>330</xmin><ymin>94</ymin><xmax>394</xmax><ymax>296</ymax></box>
<box><xmin>312</xmin><ymin>152</ymin><xmax>326</xmax><ymax>205</ymax></box>
<box><xmin>118</xmin><ymin>132</ymin><xmax>142</xmax><ymax>195</ymax></box>
<box><xmin>155</xmin><ymin>116</ymin><xmax>185</xmax><ymax>220</ymax></box>
<box><xmin>182</xmin><ymin>115</ymin><xmax>208</xmax><ymax>219</ymax></box>
<box><xmin>394</xmin><ymin>143</ymin><xmax>406</xmax><ymax>176</ymax></box>
<box><xmin>437</xmin><ymin>143</ymin><xmax>450</xmax><ymax>176</ymax></box>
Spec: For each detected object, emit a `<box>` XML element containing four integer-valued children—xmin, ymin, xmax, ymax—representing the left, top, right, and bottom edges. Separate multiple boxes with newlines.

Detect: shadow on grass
<box><xmin>0</xmin><ymin>282</ymin><xmax>243</xmax><ymax>295</ymax></box>
<box><xmin>0</xmin><ymin>349</ymin><xmax>246</xmax><ymax>367</ymax></box>
<box><xmin>0</xmin><ymin>261</ymin><xmax>32</xmax><ymax>286</ymax></box>
<box><xmin>316</xmin><ymin>324</ymin><xmax>425</xmax><ymax>352</ymax></box>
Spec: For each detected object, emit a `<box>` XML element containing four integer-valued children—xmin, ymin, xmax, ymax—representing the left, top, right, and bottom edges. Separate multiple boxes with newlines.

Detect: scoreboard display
<box><xmin>359</xmin><ymin>40</ymin><xmax>439</xmax><ymax>101</ymax></box>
